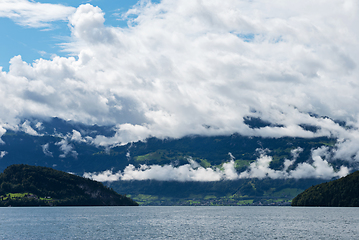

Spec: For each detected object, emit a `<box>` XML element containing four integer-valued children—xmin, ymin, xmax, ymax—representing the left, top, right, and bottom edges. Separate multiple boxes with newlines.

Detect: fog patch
<box><xmin>55</xmin><ymin>139</ymin><xmax>78</xmax><ymax>158</ymax></box>
<box><xmin>0</xmin><ymin>126</ymin><xmax>6</xmax><ymax>144</ymax></box>
<box><xmin>21</xmin><ymin>120</ymin><xmax>42</xmax><ymax>136</ymax></box>
<box><xmin>42</xmin><ymin>143</ymin><xmax>53</xmax><ymax>157</ymax></box>
<box><xmin>0</xmin><ymin>151</ymin><xmax>8</xmax><ymax>159</ymax></box>
<box><xmin>84</xmin><ymin>169</ymin><xmax>123</xmax><ymax>182</ymax></box>
<box><xmin>35</xmin><ymin>122</ymin><xmax>44</xmax><ymax>130</ymax></box>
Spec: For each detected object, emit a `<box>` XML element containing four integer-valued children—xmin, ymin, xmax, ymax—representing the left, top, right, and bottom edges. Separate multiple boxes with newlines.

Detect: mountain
<box><xmin>0</xmin><ymin>117</ymin><xmax>356</xmax><ymax>205</ymax></box>
<box><xmin>0</xmin><ymin>117</ymin><xmax>345</xmax><ymax>174</ymax></box>
<box><xmin>0</xmin><ymin>164</ymin><xmax>138</xmax><ymax>206</ymax></box>
<box><xmin>291</xmin><ymin>171</ymin><xmax>359</xmax><ymax>207</ymax></box>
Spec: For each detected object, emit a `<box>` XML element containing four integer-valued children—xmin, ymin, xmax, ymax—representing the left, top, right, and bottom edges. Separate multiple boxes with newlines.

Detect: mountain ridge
<box><xmin>0</xmin><ymin>117</ymin><xmax>356</xmax><ymax>205</ymax></box>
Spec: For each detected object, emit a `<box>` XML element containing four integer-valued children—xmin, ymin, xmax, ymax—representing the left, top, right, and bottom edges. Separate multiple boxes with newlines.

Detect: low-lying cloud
<box><xmin>21</xmin><ymin>120</ymin><xmax>42</xmax><ymax>136</ymax></box>
<box><xmin>84</xmin><ymin>157</ymin><xmax>238</xmax><ymax>182</ymax></box>
<box><xmin>0</xmin><ymin>126</ymin><xmax>6</xmax><ymax>144</ymax></box>
<box><xmin>0</xmin><ymin>151</ymin><xmax>7</xmax><ymax>159</ymax></box>
<box><xmin>55</xmin><ymin>139</ymin><xmax>78</xmax><ymax>158</ymax></box>
<box><xmin>41</xmin><ymin>143</ymin><xmax>53</xmax><ymax>157</ymax></box>
<box><xmin>239</xmin><ymin>147</ymin><xmax>349</xmax><ymax>179</ymax></box>
<box><xmin>84</xmin><ymin>149</ymin><xmax>349</xmax><ymax>182</ymax></box>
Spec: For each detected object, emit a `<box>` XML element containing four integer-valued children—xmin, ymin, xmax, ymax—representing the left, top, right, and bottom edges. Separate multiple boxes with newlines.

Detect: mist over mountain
<box><xmin>0</xmin><ymin>116</ymin><xmax>357</xmax><ymax>204</ymax></box>
<box><xmin>0</xmin><ymin>117</ymin><xmax>355</xmax><ymax>178</ymax></box>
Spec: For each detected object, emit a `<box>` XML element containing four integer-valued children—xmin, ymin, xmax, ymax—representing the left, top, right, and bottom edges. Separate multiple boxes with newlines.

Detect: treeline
<box><xmin>0</xmin><ymin>164</ymin><xmax>138</xmax><ymax>206</ymax></box>
<box><xmin>291</xmin><ymin>171</ymin><xmax>359</xmax><ymax>207</ymax></box>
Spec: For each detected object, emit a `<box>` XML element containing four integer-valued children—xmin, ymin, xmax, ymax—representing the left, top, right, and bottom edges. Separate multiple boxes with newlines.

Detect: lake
<box><xmin>0</xmin><ymin>206</ymin><xmax>358</xmax><ymax>239</ymax></box>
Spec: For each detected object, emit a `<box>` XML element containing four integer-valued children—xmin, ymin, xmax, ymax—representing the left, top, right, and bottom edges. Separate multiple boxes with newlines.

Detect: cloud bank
<box><xmin>1</xmin><ymin>1</ymin><xmax>359</xmax><ymax>164</ymax></box>
<box><xmin>84</xmin><ymin>157</ymin><xmax>241</xmax><ymax>182</ymax></box>
<box><xmin>84</xmin><ymin>149</ymin><xmax>349</xmax><ymax>182</ymax></box>
<box><xmin>239</xmin><ymin>148</ymin><xmax>349</xmax><ymax>179</ymax></box>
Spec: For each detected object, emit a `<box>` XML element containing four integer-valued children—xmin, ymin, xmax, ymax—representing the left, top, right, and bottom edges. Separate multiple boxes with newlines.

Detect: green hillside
<box><xmin>291</xmin><ymin>171</ymin><xmax>359</xmax><ymax>207</ymax></box>
<box><xmin>0</xmin><ymin>164</ymin><xmax>138</xmax><ymax>206</ymax></box>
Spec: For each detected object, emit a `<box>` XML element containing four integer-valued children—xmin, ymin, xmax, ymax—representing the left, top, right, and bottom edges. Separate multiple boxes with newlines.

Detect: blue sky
<box><xmin>0</xmin><ymin>0</ymin><xmax>159</xmax><ymax>71</ymax></box>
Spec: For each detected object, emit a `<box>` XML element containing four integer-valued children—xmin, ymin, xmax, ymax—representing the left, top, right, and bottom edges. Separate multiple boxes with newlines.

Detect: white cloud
<box><xmin>41</xmin><ymin>143</ymin><xmax>53</xmax><ymax>157</ymax></box>
<box><xmin>68</xmin><ymin>4</ymin><xmax>115</xmax><ymax>44</ymax></box>
<box><xmin>84</xmin><ymin>157</ymin><xmax>237</xmax><ymax>182</ymax></box>
<box><xmin>121</xmin><ymin>158</ymin><xmax>227</xmax><ymax>182</ymax></box>
<box><xmin>35</xmin><ymin>122</ymin><xmax>43</xmax><ymax>130</ymax></box>
<box><xmin>55</xmin><ymin>138</ymin><xmax>78</xmax><ymax>158</ymax></box>
<box><xmin>21</xmin><ymin>120</ymin><xmax>42</xmax><ymax>136</ymax></box>
<box><xmin>0</xmin><ymin>151</ymin><xmax>8</xmax><ymax>158</ymax></box>
<box><xmin>0</xmin><ymin>1</ymin><xmax>359</xmax><ymax>165</ymax></box>
<box><xmin>71</xmin><ymin>129</ymin><xmax>85</xmax><ymax>142</ymax></box>
<box><xmin>0</xmin><ymin>0</ymin><xmax>75</xmax><ymax>28</ymax></box>
<box><xmin>0</xmin><ymin>126</ymin><xmax>6</xmax><ymax>144</ymax></box>
<box><xmin>240</xmin><ymin>147</ymin><xmax>349</xmax><ymax>179</ymax></box>
<box><xmin>83</xmin><ymin>169</ymin><xmax>122</xmax><ymax>182</ymax></box>
<box><xmin>84</xmin><ymin>148</ymin><xmax>349</xmax><ymax>182</ymax></box>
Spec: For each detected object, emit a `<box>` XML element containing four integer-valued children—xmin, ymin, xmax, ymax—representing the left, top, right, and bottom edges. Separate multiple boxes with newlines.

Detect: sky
<box><xmin>1</xmin><ymin>0</ymin><xmax>359</xmax><ymax>181</ymax></box>
<box><xmin>0</xmin><ymin>0</ymin><xmax>157</xmax><ymax>70</ymax></box>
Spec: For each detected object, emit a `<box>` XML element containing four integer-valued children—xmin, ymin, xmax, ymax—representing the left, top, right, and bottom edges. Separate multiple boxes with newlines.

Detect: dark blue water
<box><xmin>0</xmin><ymin>206</ymin><xmax>358</xmax><ymax>239</ymax></box>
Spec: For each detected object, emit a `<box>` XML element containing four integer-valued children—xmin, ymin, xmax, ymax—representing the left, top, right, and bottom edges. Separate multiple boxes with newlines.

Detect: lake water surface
<box><xmin>0</xmin><ymin>206</ymin><xmax>358</xmax><ymax>239</ymax></box>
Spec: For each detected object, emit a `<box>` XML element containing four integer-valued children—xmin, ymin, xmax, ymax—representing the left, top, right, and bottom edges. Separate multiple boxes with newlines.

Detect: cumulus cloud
<box><xmin>0</xmin><ymin>0</ymin><xmax>75</xmax><ymax>28</ymax></box>
<box><xmin>0</xmin><ymin>1</ymin><xmax>359</xmax><ymax>164</ymax></box>
<box><xmin>68</xmin><ymin>4</ymin><xmax>116</xmax><ymax>44</ymax></box>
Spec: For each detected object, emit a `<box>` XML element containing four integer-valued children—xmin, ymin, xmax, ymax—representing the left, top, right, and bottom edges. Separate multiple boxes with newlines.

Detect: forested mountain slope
<box><xmin>0</xmin><ymin>164</ymin><xmax>138</xmax><ymax>206</ymax></box>
<box><xmin>291</xmin><ymin>171</ymin><xmax>359</xmax><ymax>207</ymax></box>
